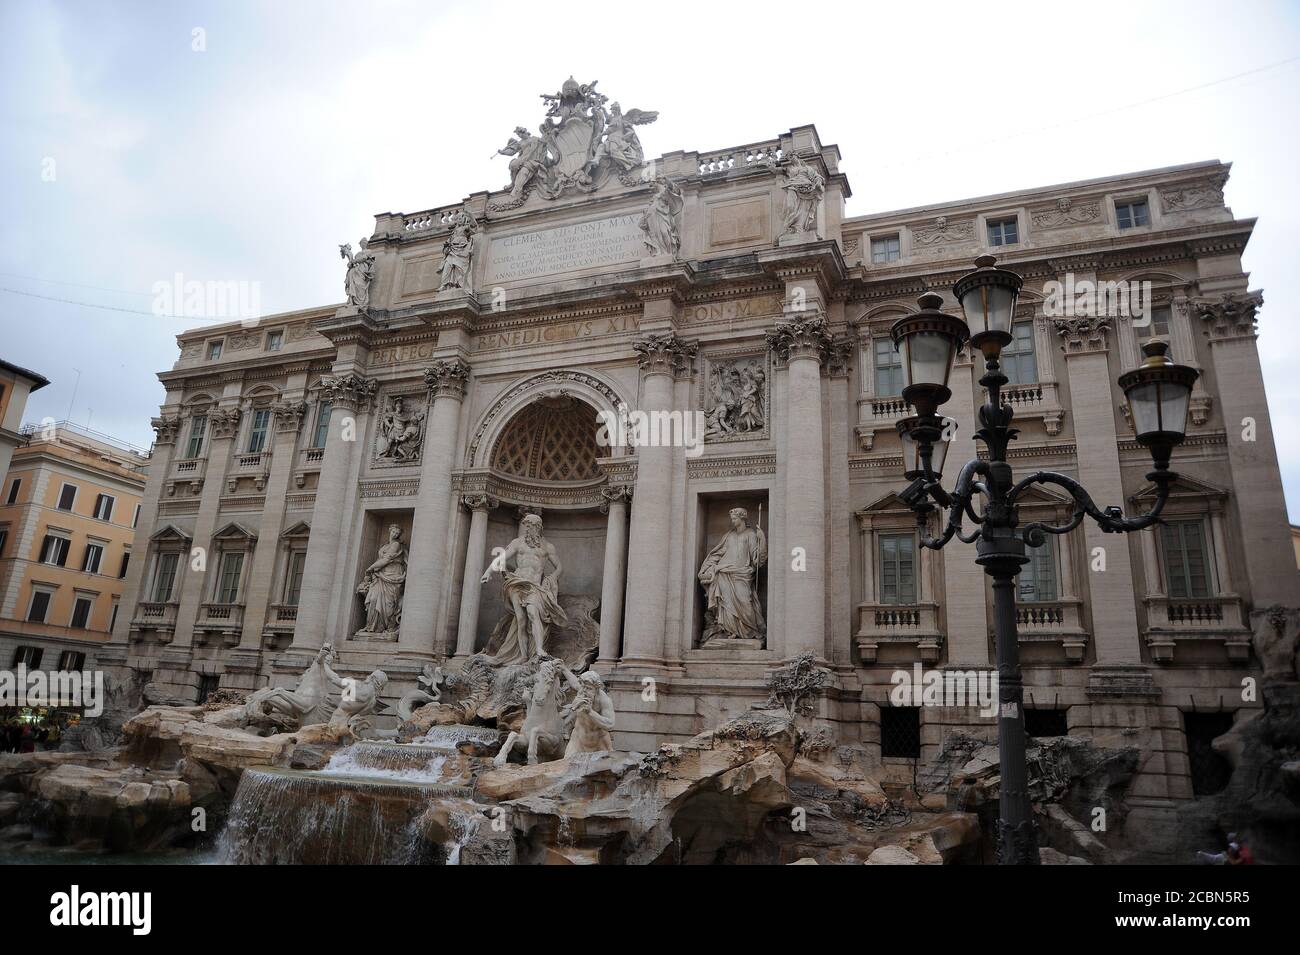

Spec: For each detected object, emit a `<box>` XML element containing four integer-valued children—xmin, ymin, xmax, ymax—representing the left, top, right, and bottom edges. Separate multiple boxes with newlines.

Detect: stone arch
<box><xmin>466</xmin><ymin>368</ymin><xmax>628</xmax><ymax>470</ymax></box>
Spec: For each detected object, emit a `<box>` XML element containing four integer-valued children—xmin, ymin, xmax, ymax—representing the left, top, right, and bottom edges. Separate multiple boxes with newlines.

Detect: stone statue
<box><xmin>214</xmin><ymin>644</ymin><xmax>341</xmax><ymax>732</ymax></box>
<box><xmin>698</xmin><ymin>507</ymin><xmax>768</xmax><ymax>644</ymax></box>
<box><xmin>563</xmin><ymin>669</ymin><xmax>616</xmax><ymax>756</ymax></box>
<box><xmin>339</xmin><ymin>239</ymin><xmax>377</xmax><ymax>309</ymax></box>
<box><xmin>329</xmin><ymin>669</ymin><xmax>389</xmax><ymax>734</ymax></box>
<box><xmin>494</xmin><ymin>126</ymin><xmax>550</xmax><ymax>203</ymax></box>
<box><xmin>705</xmin><ymin>360</ymin><xmax>766</xmax><ymax>437</ymax></box>
<box><xmin>588</xmin><ymin>102</ymin><xmax>657</xmax><ymax>174</ymax></box>
<box><xmin>374</xmin><ymin>395</ymin><xmax>426</xmax><ymax>463</ymax></box>
<box><xmin>640</xmin><ymin>177</ymin><xmax>683</xmax><ymax>258</ymax></box>
<box><xmin>1253</xmin><ymin>605</ymin><xmax>1299</xmax><ymax>681</ymax></box>
<box><xmin>394</xmin><ymin>663</ymin><xmax>444</xmax><ymax>722</ymax></box>
<box><xmin>779</xmin><ymin>155</ymin><xmax>825</xmax><ymax>236</ymax></box>
<box><xmin>481</xmin><ymin>513</ymin><xmax>568</xmax><ymax>664</ymax></box>
<box><xmin>493</xmin><ymin>658</ymin><xmax>573</xmax><ymax>766</ymax></box>
<box><xmin>357</xmin><ymin>525</ymin><xmax>407</xmax><ymax>637</ymax></box>
<box><xmin>439</xmin><ymin>209</ymin><xmax>477</xmax><ymax>291</ymax></box>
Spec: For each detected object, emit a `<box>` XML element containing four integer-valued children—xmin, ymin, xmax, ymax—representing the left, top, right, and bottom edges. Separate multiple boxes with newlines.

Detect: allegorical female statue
<box><xmin>779</xmin><ymin>154</ymin><xmax>825</xmax><ymax>236</ymax></box>
<box><xmin>439</xmin><ymin>209</ymin><xmax>477</xmax><ymax>291</ymax></box>
<box><xmin>698</xmin><ymin>507</ymin><xmax>767</xmax><ymax>643</ymax></box>
<box><xmin>339</xmin><ymin>238</ymin><xmax>377</xmax><ymax>309</ymax></box>
<box><xmin>357</xmin><ymin>524</ymin><xmax>407</xmax><ymax>636</ymax></box>
<box><xmin>640</xmin><ymin>177</ymin><xmax>683</xmax><ymax>258</ymax></box>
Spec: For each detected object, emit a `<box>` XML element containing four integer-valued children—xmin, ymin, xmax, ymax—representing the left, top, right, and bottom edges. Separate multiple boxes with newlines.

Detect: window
<box><xmin>153</xmin><ymin>552</ymin><xmax>180</xmax><ymax>602</ymax></box>
<box><xmin>247</xmin><ymin>408</ymin><xmax>272</xmax><ymax>453</ymax></box>
<box><xmin>312</xmin><ymin>402</ymin><xmax>333</xmax><ymax>449</ymax></box>
<box><xmin>198</xmin><ymin>674</ymin><xmax>221</xmax><ymax>704</ymax></box>
<box><xmin>57</xmin><ymin>650</ymin><xmax>86</xmax><ymax>672</ymax></box>
<box><xmin>871</xmin><ymin>234</ymin><xmax>901</xmax><ymax>264</ymax></box>
<box><xmin>118</xmin><ymin>552</ymin><xmax>131</xmax><ymax>579</ymax></box>
<box><xmin>39</xmin><ymin>534</ymin><xmax>71</xmax><ymax>567</ymax></box>
<box><xmin>873</xmin><ymin>339</ymin><xmax>905</xmax><ymax>397</ymax></box>
<box><xmin>1018</xmin><ymin>540</ymin><xmax>1057</xmax><ymax>602</ymax></box>
<box><xmin>92</xmin><ymin>493</ymin><xmax>115</xmax><ymax>522</ymax></box>
<box><xmin>987</xmin><ymin>216</ymin><xmax>1019</xmax><ymax>247</ymax></box>
<box><xmin>284</xmin><ymin>551</ymin><xmax>306</xmax><ymax>606</ymax></box>
<box><xmin>12</xmin><ymin>646</ymin><xmax>43</xmax><ymax>669</ymax></box>
<box><xmin>57</xmin><ymin>483</ymin><xmax>77</xmax><ymax>512</ymax></box>
<box><xmin>879</xmin><ymin>532</ymin><xmax>917</xmax><ymax>605</ymax></box>
<box><xmin>70</xmin><ymin>595</ymin><xmax>93</xmax><ymax>629</ymax></box>
<box><xmin>1161</xmin><ymin>519</ymin><xmax>1212</xmax><ymax>599</ymax></box>
<box><xmin>216</xmin><ymin>552</ymin><xmax>244</xmax><ymax>604</ymax></box>
<box><xmin>0</xmin><ymin>527</ymin><xmax>7</xmax><ymax>557</ymax></box>
<box><xmin>881</xmin><ymin>707</ymin><xmax>921</xmax><ymax>758</ymax></box>
<box><xmin>26</xmin><ymin>590</ymin><xmax>52</xmax><ymax>624</ymax></box>
<box><xmin>185</xmin><ymin>415</ymin><xmax>208</xmax><ymax>458</ymax></box>
<box><xmin>1024</xmin><ymin>708</ymin><xmax>1069</xmax><ymax>738</ymax></box>
<box><xmin>1116</xmin><ymin>199</ymin><xmax>1150</xmax><ymax>230</ymax></box>
<box><xmin>1183</xmin><ymin>712</ymin><xmax>1233</xmax><ymax>796</ymax></box>
<box><xmin>132</xmin><ymin>503</ymin><xmax>141</xmax><ymax>528</ymax></box>
<box><xmin>5</xmin><ymin>479</ymin><xmax>19</xmax><ymax>505</ymax></box>
<box><xmin>1136</xmin><ymin>305</ymin><xmax>1173</xmax><ymax>358</ymax></box>
<box><xmin>81</xmin><ymin>542</ymin><xmax>104</xmax><ymax>574</ymax></box>
<box><xmin>266</xmin><ymin>330</ymin><xmax>283</xmax><ymax>352</ymax></box>
<box><xmin>1002</xmin><ymin>322</ymin><xmax>1038</xmax><ymax>385</ymax></box>
<box><xmin>207</xmin><ymin>341</ymin><xmax>223</xmax><ymax>360</ymax></box>
<box><xmin>110</xmin><ymin>600</ymin><xmax>120</xmax><ymax>633</ymax></box>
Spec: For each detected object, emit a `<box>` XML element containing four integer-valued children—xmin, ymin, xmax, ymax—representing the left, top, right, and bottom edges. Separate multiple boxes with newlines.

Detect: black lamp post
<box><xmin>890</xmin><ymin>255</ymin><xmax>1200</xmax><ymax>865</ymax></box>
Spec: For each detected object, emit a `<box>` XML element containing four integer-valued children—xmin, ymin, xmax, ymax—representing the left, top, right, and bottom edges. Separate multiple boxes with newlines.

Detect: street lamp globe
<box><xmin>953</xmin><ymin>254</ymin><xmax>1023</xmax><ymax>360</ymax></box>
<box><xmin>890</xmin><ymin>293</ymin><xmax>969</xmax><ymax>417</ymax></box>
<box><xmin>1118</xmin><ymin>340</ymin><xmax>1200</xmax><ymax>467</ymax></box>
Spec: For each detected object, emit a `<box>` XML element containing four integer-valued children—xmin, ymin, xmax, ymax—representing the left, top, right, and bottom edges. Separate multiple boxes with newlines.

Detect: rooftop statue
<box><xmin>339</xmin><ymin>238</ymin><xmax>377</xmax><ymax>309</ymax></box>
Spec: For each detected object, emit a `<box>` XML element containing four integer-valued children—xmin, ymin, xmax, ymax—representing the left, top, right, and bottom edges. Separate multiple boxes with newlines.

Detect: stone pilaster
<box><xmin>597</xmin><ymin>484</ymin><xmax>632</xmax><ymax>664</ymax></box>
<box><xmin>621</xmin><ymin>332</ymin><xmax>693</xmax><ymax>667</ymax></box>
<box><xmin>453</xmin><ymin>492</ymin><xmax>498</xmax><ymax>659</ymax></box>
<box><xmin>398</xmin><ymin>358</ymin><xmax>470</xmax><ymax>658</ymax></box>
<box><xmin>289</xmin><ymin>374</ymin><xmax>376</xmax><ymax>655</ymax></box>
<box><xmin>766</xmin><ymin>315</ymin><xmax>831</xmax><ymax>661</ymax></box>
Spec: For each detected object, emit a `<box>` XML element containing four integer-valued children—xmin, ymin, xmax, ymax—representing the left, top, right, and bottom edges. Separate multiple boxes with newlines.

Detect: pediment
<box><xmin>149</xmin><ymin>523</ymin><xmax>192</xmax><ymax>543</ymax></box>
<box><xmin>1132</xmin><ymin>474</ymin><xmax>1229</xmax><ymax>502</ymax></box>
<box><xmin>212</xmin><ymin>521</ymin><xmax>258</xmax><ymax>541</ymax></box>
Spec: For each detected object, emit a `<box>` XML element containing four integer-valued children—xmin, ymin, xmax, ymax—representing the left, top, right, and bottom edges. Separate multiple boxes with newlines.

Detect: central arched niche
<box><xmin>474</xmin><ymin>394</ymin><xmax>611</xmax><ymax>656</ymax></box>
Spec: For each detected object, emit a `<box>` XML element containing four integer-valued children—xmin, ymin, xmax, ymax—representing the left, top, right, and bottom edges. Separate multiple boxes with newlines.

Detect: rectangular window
<box><xmin>1018</xmin><ymin>540</ymin><xmax>1057</xmax><ymax>602</ymax></box>
<box><xmin>26</xmin><ymin>591</ymin><xmax>52</xmax><ymax>624</ymax></box>
<box><xmin>1116</xmin><ymin>199</ymin><xmax>1150</xmax><ymax>230</ymax></box>
<box><xmin>880</xmin><ymin>707</ymin><xmax>921</xmax><ymax>758</ymax></box>
<box><xmin>185</xmin><ymin>415</ymin><xmax>208</xmax><ymax>459</ymax></box>
<box><xmin>0</xmin><ymin>528</ymin><xmax>7</xmax><ymax>557</ymax></box>
<box><xmin>92</xmin><ymin>493</ymin><xmax>115</xmax><ymax>522</ymax></box>
<box><xmin>1136</xmin><ymin>305</ymin><xmax>1173</xmax><ymax>357</ymax></box>
<box><xmin>879</xmin><ymin>532</ymin><xmax>917</xmax><ymax>605</ymax></box>
<box><xmin>57</xmin><ymin>483</ymin><xmax>77</xmax><ymax>512</ymax></box>
<box><xmin>871</xmin><ymin>235</ymin><xmax>901</xmax><ymax>264</ymax></box>
<box><xmin>1024</xmin><ymin>708</ymin><xmax>1069</xmax><ymax>738</ymax></box>
<box><xmin>119</xmin><ymin>552</ymin><xmax>131</xmax><ymax>579</ymax></box>
<box><xmin>247</xmin><ymin>409</ymin><xmax>272</xmax><ymax>454</ymax></box>
<box><xmin>217</xmin><ymin>552</ymin><xmax>244</xmax><ymax>604</ymax></box>
<box><xmin>70</xmin><ymin>595</ymin><xmax>93</xmax><ymax>629</ymax></box>
<box><xmin>1002</xmin><ymin>322</ymin><xmax>1038</xmax><ymax>385</ymax></box>
<box><xmin>57</xmin><ymin>650</ymin><xmax>86</xmax><ymax>672</ymax></box>
<box><xmin>12</xmin><ymin>645</ymin><xmax>43</xmax><ymax>669</ymax></box>
<box><xmin>312</xmin><ymin>402</ymin><xmax>333</xmax><ymax>449</ymax></box>
<box><xmin>81</xmin><ymin>542</ymin><xmax>104</xmax><ymax>574</ymax></box>
<box><xmin>1184</xmin><ymin>712</ymin><xmax>1233</xmax><ymax>796</ymax></box>
<box><xmin>6</xmin><ymin>479</ymin><xmax>19</xmax><ymax>505</ymax></box>
<box><xmin>266</xmin><ymin>330</ymin><xmax>283</xmax><ymax>352</ymax></box>
<box><xmin>284</xmin><ymin>551</ymin><xmax>306</xmax><ymax>606</ymax></box>
<box><xmin>207</xmin><ymin>341</ymin><xmax>223</xmax><ymax>360</ymax></box>
<box><xmin>110</xmin><ymin>600</ymin><xmax>120</xmax><ymax>633</ymax></box>
<box><xmin>39</xmin><ymin>534</ymin><xmax>71</xmax><ymax>567</ymax></box>
<box><xmin>1161</xmin><ymin>519</ymin><xmax>1211</xmax><ymax>598</ymax></box>
<box><xmin>132</xmin><ymin>503</ymin><xmax>141</xmax><ymax>528</ymax></box>
<box><xmin>198</xmin><ymin>674</ymin><xmax>221</xmax><ymax>704</ymax></box>
<box><xmin>873</xmin><ymin>339</ymin><xmax>905</xmax><ymax>397</ymax></box>
<box><xmin>153</xmin><ymin>553</ymin><xmax>179</xmax><ymax>602</ymax></box>
<box><xmin>987</xmin><ymin>216</ymin><xmax>1019</xmax><ymax>247</ymax></box>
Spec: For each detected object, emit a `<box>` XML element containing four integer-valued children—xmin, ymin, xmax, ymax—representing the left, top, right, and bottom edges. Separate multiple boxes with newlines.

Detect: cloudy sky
<box><xmin>3</xmin><ymin>1</ymin><xmax>1299</xmax><ymax>509</ymax></box>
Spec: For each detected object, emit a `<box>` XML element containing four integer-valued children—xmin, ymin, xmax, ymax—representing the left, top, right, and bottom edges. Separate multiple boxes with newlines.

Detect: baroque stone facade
<box><xmin>102</xmin><ymin>103</ymin><xmax>1297</xmax><ymax>855</ymax></box>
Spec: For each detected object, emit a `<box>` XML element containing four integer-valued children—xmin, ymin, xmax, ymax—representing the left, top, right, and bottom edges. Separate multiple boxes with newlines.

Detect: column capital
<box><xmin>1054</xmin><ymin>316</ymin><xmax>1110</xmax><ymax>355</ymax></box>
<box><xmin>271</xmin><ymin>400</ymin><xmax>308</xmax><ymax>433</ymax></box>
<box><xmin>823</xmin><ymin>336</ymin><xmax>854</xmax><ymax>378</ymax></box>
<box><xmin>766</xmin><ymin>315</ymin><xmax>832</xmax><ymax>364</ymax></box>
<box><xmin>425</xmin><ymin>358</ymin><xmax>471</xmax><ymax>400</ymax></box>
<box><xmin>599</xmin><ymin>483</ymin><xmax>633</xmax><ymax>514</ymax></box>
<box><xmin>1195</xmin><ymin>291</ymin><xmax>1263</xmax><ymax>341</ymax></box>
<box><xmin>320</xmin><ymin>372</ymin><xmax>379</xmax><ymax>413</ymax></box>
<box><xmin>208</xmin><ymin>406</ymin><xmax>243</xmax><ymax>440</ymax></box>
<box><xmin>151</xmin><ymin>414</ymin><xmax>183</xmax><ymax>446</ymax></box>
<box><xmin>632</xmin><ymin>332</ymin><xmax>696</xmax><ymax>378</ymax></box>
<box><xmin>461</xmin><ymin>492</ymin><xmax>499</xmax><ymax>513</ymax></box>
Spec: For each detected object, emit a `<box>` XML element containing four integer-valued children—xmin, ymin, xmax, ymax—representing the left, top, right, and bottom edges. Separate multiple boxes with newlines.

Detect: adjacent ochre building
<box><xmin>0</xmin><ymin>421</ymin><xmax>148</xmax><ymax>673</ymax></box>
<box><xmin>101</xmin><ymin>96</ymin><xmax>1298</xmax><ymax>850</ymax></box>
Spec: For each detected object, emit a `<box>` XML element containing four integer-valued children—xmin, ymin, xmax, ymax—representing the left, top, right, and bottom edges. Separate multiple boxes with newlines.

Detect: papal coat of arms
<box><xmin>490</xmin><ymin>76</ymin><xmax>657</xmax><ymax>210</ymax></box>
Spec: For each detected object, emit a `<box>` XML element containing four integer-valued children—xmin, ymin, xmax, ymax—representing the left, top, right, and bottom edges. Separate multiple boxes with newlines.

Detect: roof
<box><xmin>0</xmin><ymin>358</ymin><xmax>50</xmax><ymax>392</ymax></box>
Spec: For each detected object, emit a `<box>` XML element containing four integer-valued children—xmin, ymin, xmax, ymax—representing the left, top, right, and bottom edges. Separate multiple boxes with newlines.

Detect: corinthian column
<box><xmin>453</xmin><ymin>492</ymin><xmax>498</xmax><ymax>659</ymax></box>
<box><xmin>289</xmin><ymin>374</ymin><xmax>377</xmax><ymax>655</ymax></box>
<box><xmin>598</xmin><ymin>483</ymin><xmax>633</xmax><ymax>663</ymax></box>
<box><xmin>398</xmin><ymin>358</ymin><xmax>470</xmax><ymax>658</ymax></box>
<box><xmin>621</xmin><ymin>333</ymin><xmax>694</xmax><ymax>667</ymax></box>
<box><xmin>767</xmin><ymin>315</ymin><xmax>831</xmax><ymax>661</ymax></box>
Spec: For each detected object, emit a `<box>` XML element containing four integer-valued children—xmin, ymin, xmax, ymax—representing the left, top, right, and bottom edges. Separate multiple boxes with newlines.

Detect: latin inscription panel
<box><xmin>483</xmin><ymin>213</ymin><xmax>645</xmax><ymax>284</ymax></box>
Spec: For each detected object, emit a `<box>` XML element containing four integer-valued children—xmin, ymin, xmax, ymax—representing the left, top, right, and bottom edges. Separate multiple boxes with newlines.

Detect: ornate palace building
<box><xmin>103</xmin><ymin>80</ymin><xmax>1296</xmax><ymax>849</ymax></box>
